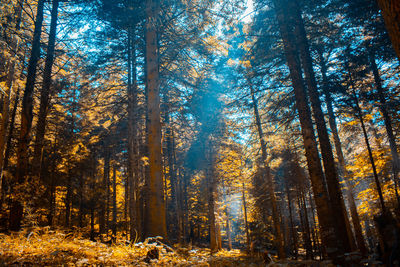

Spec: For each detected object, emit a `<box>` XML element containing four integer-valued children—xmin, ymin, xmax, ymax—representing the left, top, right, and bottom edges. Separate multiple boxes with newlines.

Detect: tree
<box><xmin>144</xmin><ymin>0</ymin><xmax>167</xmax><ymax>238</ymax></box>
<box><xmin>317</xmin><ymin>48</ymin><xmax>368</xmax><ymax>255</ymax></box>
<box><xmin>33</xmin><ymin>0</ymin><xmax>60</xmax><ymax>177</ymax></box>
<box><xmin>377</xmin><ymin>0</ymin><xmax>400</xmax><ymax>59</ymax></box>
<box><xmin>10</xmin><ymin>0</ymin><xmax>45</xmax><ymax>231</ymax></box>
<box><xmin>291</xmin><ymin>1</ymin><xmax>354</xmax><ymax>253</ymax></box>
<box><xmin>272</xmin><ymin>0</ymin><xmax>345</xmax><ymax>262</ymax></box>
<box><xmin>368</xmin><ymin>46</ymin><xmax>400</xmax><ymax>204</ymax></box>
<box><xmin>0</xmin><ymin>0</ymin><xmax>24</xmax><ymax>186</ymax></box>
<box><xmin>248</xmin><ymin>78</ymin><xmax>285</xmax><ymax>258</ymax></box>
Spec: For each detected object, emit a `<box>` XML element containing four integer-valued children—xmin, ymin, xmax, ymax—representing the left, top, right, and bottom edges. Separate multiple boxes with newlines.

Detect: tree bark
<box><xmin>184</xmin><ymin>174</ymin><xmax>189</xmax><ymax>244</ymax></box>
<box><xmin>216</xmin><ymin>220</ymin><xmax>222</xmax><ymax>250</ymax></box>
<box><xmin>48</xmin><ymin>178</ymin><xmax>55</xmax><ymax>227</ymax></box>
<box><xmin>308</xmin><ymin>190</ymin><xmax>322</xmax><ymax>258</ymax></box>
<box><xmin>100</xmin><ymin>149</ymin><xmax>110</xmax><ymax>237</ymax></box>
<box><xmin>242</xmin><ymin>182</ymin><xmax>250</xmax><ymax>253</ymax></box>
<box><xmin>47</xmin><ymin>139</ymin><xmax>58</xmax><ymax>227</ymax></box>
<box><xmin>78</xmin><ymin>172</ymin><xmax>84</xmax><ymax>228</ymax></box>
<box><xmin>297</xmin><ymin>185</ymin><xmax>313</xmax><ymax>259</ymax></box>
<box><xmin>208</xmin><ymin>165</ymin><xmax>218</xmax><ymax>252</ymax></box>
<box><xmin>3</xmin><ymin>86</ymin><xmax>20</xmax><ymax>172</ymax></box>
<box><xmin>292</xmin><ymin>3</ymin><xmax>354</xmax><ymax>252</ymax></box>
<box><xmin>0</xmin><ymin>85</ymin><xmax>20</xmax><ymax>213</ymax></box>
<box><xmin>225</xmin><ymin>211</ymin><xmax>232</xmax><ymax>250</ymax></box>
<box><xmin>165</xmin><ymin>102</ymin><xmax>178</xmax><ymax>241</ymax></box>
<box><xmin>65</xmin><ymin>172</ymin><xmax>72</xmax><ymax>228</ymax></box>
<box><xmin>144</xmin><ymin>0</ymin><xmax>167</xmax><ymax>238</ymax></box>
<box><xmin>377</xmin><ymin>0</ymin><xmax>400</xmax><ymax>59</ymax></box>
<box><xmin>127</xmin><ymin>27</ymin><xmax>135</xmax><ymax>241</ymax></box>
<box><xmin>106</xmin><ymin>158</ymin><xmax>110</xmax><ymax>233</ymax></box>
<box><xmin>10</xmin><ymin>0</ymin><xmax>45</xmax><ymax>231</ymax></box>
<box><xmin>177</xmin><ymin>171</ymin><xmax>185</xmax><ymax>244</ymax></box>
<box><xmin>222</xmin><ymin>179</ymin><xmax>232</xmax><ymax>250</ymax></box>
<box><xmin>0</xmin><ymin>0</ymin><xmax>24</xmax><ymax>185</ymax></box>
<box><xmin>90</xmin><ymin>156</ymin><xmax>96</xmax><ymax>241</ymax></box>
<box><xmin>127</xmin><ymin>25</ymin><xmax>141</xmax><ymax>241</ymax></box>
<box><xmin>285</xmin><ymin>180</ymin><xmax>298</xmax><ymax>258</ymax></box>
<box><xmin>273</xmin><ymin>0</ymin><xmax>343</xmax><ymax>261</ymax></box>
<box><xmin>112</xmin><ymin>165</ymin><xmax>117</xmax><ymax>242</ymax></box>
<box><xmin>32</xmin><ymin>0</ymin><xmax>60</xmax><ymax>177</ymax></box>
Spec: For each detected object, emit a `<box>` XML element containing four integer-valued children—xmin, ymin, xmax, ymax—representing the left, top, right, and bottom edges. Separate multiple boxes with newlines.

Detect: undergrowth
<box><xmin>0</xmin><ymin>227</ymin><xmax>258</xmax><ymax>266</ymax></box>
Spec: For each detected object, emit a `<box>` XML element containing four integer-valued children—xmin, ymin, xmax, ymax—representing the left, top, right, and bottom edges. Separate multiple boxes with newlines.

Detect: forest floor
<box><xmin>0</xmin><ymin>227</ymin><xmax>357</xmax><ymax>266</ymax></box>
<box><xmin>0</xmin><ymin>227</ymin><xmax>263</xmax><ymax>266</ymax></box>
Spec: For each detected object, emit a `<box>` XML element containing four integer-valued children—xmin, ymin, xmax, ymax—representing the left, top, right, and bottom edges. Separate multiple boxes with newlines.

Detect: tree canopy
<box><xmin>0</xmin><ymin>0</ymin><xmax>400</xmax><ymax>265</ymax></box>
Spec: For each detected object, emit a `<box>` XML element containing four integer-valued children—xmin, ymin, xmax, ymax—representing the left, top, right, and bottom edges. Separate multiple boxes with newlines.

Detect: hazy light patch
<box><xmin>68</xmin><ymin>24</ymin><xmax>90</xmax><ymax>40</ymax></box>
<box><xmin>228</xmin><ymin>193</ymin><xmax>243</xmax><ymax>216</ymax></box>
<box><xmin>241</xmin><ymin>0</ymin><xmax>254</xmax><ymax>23</ymax></box>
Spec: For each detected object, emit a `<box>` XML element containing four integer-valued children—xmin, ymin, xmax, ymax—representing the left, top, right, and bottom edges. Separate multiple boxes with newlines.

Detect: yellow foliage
<box><xmin>239</xmin><ymin>60</ymin><xmax>251</xmax><ymax>68</ymax></box>
<box><xmin>227</xmin><ymin>58</ymin><xmax>237</xmax><ymax>66</ymax></box>
<box><xmin>0</xmin><ymin>228</ymin><xmax>255</xmax><ymax>266</ymax></box>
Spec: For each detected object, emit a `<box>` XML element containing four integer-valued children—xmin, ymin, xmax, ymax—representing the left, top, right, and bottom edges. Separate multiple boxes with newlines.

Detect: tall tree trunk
<box><xmin>106</xmin><ymin>159</ymin><xmax>110</xmax><ymax>234</ymax></box>
<box><xmin>302</xmin><ymin>191</ymin><xmax>315</xmax><ymax>259</ymax></box>
<box><xmin>0</xmin><ymin>0</ymin><xmax>24</xmax><ymax>186</ymax></box>
<box><xmin>127</xmin><ymin>26</ymin><xmax>140</xmax><ymax>242</ymax></box>
<box><xmin>48</xmin><ymin>177</ymin><xmax>55</xmax><ymax>227</ymax></box>
<box><xmin>90</xmin><ymin>156</ymin><xmax>96</xmax><ymax>241</ymax></box>
<box><xmin>369</xmin><ymin>49</ymin><xmax>400</xmax><ymax>190</ymax></box>
<box><xmin>90</xmin><ymin>206</ymin><xmax>95</xmax><ymax>241</ymax></box>
<box><xmin>308</xmin><ymin>190</ymin><xmax>322</xmax><ymax>258</ymax></box>
<box><xmin>172</xmin><ymin>129</ymin><xmax>179</xmax><ymax>240</ymax></box>
<box><xmin>0</xmin><ymin>86</ymin><xmax>20</xmax><ymax>214</ymax></box>
<box><xmin>216</xmin><ymin>220</ymin><xmax>222</xmax><ymax>250</ymax></box>
<box><xmin>177</xmin><ymin>170</ymin><xmax>184</xmax><ymax>244</ymax></box>
<box><xmin>124</xmin><ymin>166</ymin><xmax>129</xmax><ymax>238</ymax></box>
<box><xmin>78</xmin><ymin>172</ymin><xmax>84</xmax><ymax>228</ymax></box>
<box><xmin>292</xmin><ymin>3</ymin><xmax>354</xmax><ymax>253</ymax></box>
<box><xmin>163</xmin><ymin>151</ymin><xmax>168</xmax><ymax>225</ymax></box>
<box><xmin>64</xmin><ymin>86</ymin><xmax>78</xmax><ymax>229</ymax></box>
<box><xmin>47</xmin><ymin>139</ymin><xmax>58</xmax><ymax>227</ymax></box>
<box><xmin>183</xmin><ymin>172</ymin><xmax>189</xmax><ymax>243</ymax></box>
<box><xmin>1</xmin><ymin>51</ymin><xmax>26</xmax><ymax>217</ymax></box>
<box><xmin>3</xmin><ymin>86</ymin><xmax>20</xmax><ymax>172</ymax></box>
<box><xmin>32</xmin><ymin>0</ymin><xmax>60</xmax><ymax>176</ymax></box>
<box><xmin>347</xmin><ymin>64</ymin><xmax>387</xmax><ymax>213</ymax></box>
<box><xmin>377</xmin><ymin>0</ymin><xmax>400</xmax><ymax>59</ymax></box>
<box><xmin>318</xmin><ymin>50</ymin><xmax>368</xmax><ymax>255</ymax></box>
<box><xmin>222</xmin><ymin>179</ymin><xmax>232</xmax><ymax>250</ymax></box>
<box><xmin>144</xmin><ymin>0</ymin><xmax>166</xmax><ymax>239</ymax></box>
<box><xmin>273</xmin><ymin>0</ymin><xmax>343</xmax><ymax>261</ymax></box>
<box><xmin>9</xmin><ymin>0</ymin><xmax>45</xmax><ymax>231</ymax></box>
<box><xmin>165</xmin><ymin>103</ymin><xmax>178</xmax><ymax>241</ymax></box>
<box><xmin>112</xmin><ymin>165</ymin><xmax>117</xmax><ymax>242</ymax></box>
<box><xmin>297</xmin><ymin>185</ymin><xmax>313</xmax><ymax>259</ymax></box>
<box><xmin>65</xmin><ymin>172</ymin><xmax>72</xmax><ymax>228</ymax></box>
<box><xmin>249</xmin><ymin>81</ymin><xmax>285</xmax><ymax>258</ymax></box>
<box><xmin>242</xmin><ymin>182</ymin><xmax>250</xmax><ymax>254</ymax></box>
<box><xmin>127</xmin><ymin>28</ymin><xmax>135</xmax><ymax>241</ymax></box>
<box><xmin>225</xmin><ymin>211</ymin><xmax>232</xmax><ymax>250</ymax></box>
<box><xmin>208</xmin><ymin>165</ymin><xmax>218</xmax><ymax>252</ymax></box>
<box><xmin>285</xmin><ymin>180</ymin><xmax>298</xmax><ymax>258</ymax></box>
<box><xmin>100</xmin><ymin>149</ymin><xmax>110</xmax><ymax>237</ymax></box>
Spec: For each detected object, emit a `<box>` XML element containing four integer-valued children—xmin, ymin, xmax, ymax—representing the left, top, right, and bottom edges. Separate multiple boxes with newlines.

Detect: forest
<box><xmin>0</xmin><ymin>0</ymin><xmax>400</xmax><ymax>266</ymax></box>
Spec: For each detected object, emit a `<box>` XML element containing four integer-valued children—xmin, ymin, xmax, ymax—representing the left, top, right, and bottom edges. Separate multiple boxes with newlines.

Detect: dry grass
<box><xmin>0</xmin><ymin>228</ymin><xmax>259</xmax><ymax>266</ymax></box>
<box><xmin>0</xmin><ymin>227</ymin><xmax>349</xmax><ymax>266</ymax></box>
